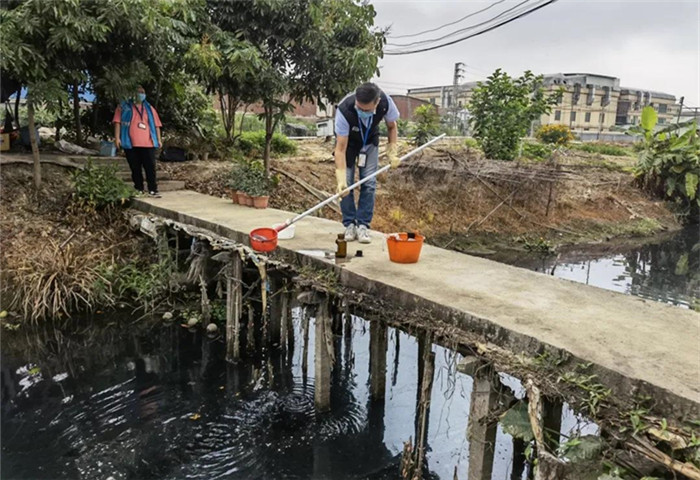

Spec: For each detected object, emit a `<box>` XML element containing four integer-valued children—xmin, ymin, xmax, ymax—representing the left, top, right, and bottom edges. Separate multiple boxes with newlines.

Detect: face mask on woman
<box><xmin>137</xmin><ymin>93</ymin><xmax>146</xmax><ymax>102</ymax></box>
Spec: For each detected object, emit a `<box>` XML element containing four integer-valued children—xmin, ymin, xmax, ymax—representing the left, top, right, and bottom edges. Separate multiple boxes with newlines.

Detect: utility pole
<box><xmin>676</xmin><ymin>96</ymin><xmax>684</xmax><ymax>124</ymax></box>
<box><xmin>452</xmin><ymin>62</ymin><xmax>465</xmax><ymax>132</ymax></box>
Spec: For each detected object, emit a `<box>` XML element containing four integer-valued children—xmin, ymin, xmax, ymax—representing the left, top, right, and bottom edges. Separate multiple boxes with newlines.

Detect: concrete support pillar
<box><xmin>268</xmin><ymin>273</ymin><xmax>284</xmax><ymax>346</ymax></box>
<box><xmin>369</xmin><ymin>321</ymin><xmax>388</xmax><ymax>401</ymax></box>
<box><xmin>225</xmin><ymin>254</ymin><xmax>242</xmax><ymax>363</ymax></box>
<box><xmin>542</xmin><ymin>396</ymin><xmax>563</xmax><ymax>452</ymax></box>
<box><xmin>314</xmin><ymin>298</ymin><xmax>332</xmax><ymax>412</ymax></box>
<box><xmin>467</xmin><ymin>366</ymin><xmax>498</xmax><ymax>480</ymax></box>
<box><xmin>246</xmin><ymin>303</ymin><xmax>255</xmax><ymax>353</ymax></box>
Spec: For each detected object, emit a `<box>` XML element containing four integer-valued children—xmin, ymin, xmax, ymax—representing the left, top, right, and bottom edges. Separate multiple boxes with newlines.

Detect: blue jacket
<box><xmin>119</xmin><ymin>100</ymin><xmax>160</xmax><ymax>149</ymax></box>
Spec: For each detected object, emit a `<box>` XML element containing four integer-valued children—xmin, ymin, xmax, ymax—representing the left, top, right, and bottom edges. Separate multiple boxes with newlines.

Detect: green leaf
<box><xmin>561</xmin><ymin>435</ymin><xmax>604</xmax><ymax>463</ymax></box>
<box><xmin>641</xmin><ymin>106</ymin><xmax>658</xmax><ymax>132</ymax></box>
<box><xmin>686</xmin><ymin>173</ymin><xmax>699</xmax><ymax>200</ymax></box>
<box><xmin>499</xmin><ymin>401</ymin><xmax>534</xmax><ymax>442</ymax></box>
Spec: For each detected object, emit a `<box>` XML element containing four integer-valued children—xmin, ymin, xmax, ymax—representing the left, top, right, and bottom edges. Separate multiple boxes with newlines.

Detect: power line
<box><xmin>387</xmin><ymin>0</ymin><xmax>532</xmax><ymax>48</ymax></box>
<box><xmin>385</xmin><ymin>0</ymin><xmax>559</xmax><ymax>56</ymax></box>
<box><xmin>388</xmin><ymin>0</ymin><xmax>507</xmax><ymax>40</ymax></box>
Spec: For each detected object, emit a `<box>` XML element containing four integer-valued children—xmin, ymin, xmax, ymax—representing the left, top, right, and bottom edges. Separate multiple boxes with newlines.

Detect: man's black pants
<box><xmin>125</xmin><ymin>147</ymin><xmax>157</xmax><ymax>193</ymax></box>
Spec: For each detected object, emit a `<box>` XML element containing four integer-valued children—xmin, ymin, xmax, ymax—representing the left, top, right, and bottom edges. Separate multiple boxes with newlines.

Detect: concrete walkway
<box><xmin>133</xmin><ymin>190</ymin><xmax>700</xmax><ymax>411</ymax></box>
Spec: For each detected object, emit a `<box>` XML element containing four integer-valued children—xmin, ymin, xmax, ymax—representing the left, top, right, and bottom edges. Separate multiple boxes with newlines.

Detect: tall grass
<box><xmin>7</xmin><ymin>241</ymin><xmax>116</xmax><ymax>324</ymax></box>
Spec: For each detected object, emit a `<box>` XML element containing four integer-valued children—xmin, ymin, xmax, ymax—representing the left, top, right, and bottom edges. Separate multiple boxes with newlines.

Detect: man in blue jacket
<box><xmin>334</xmin><ymin>83</ymin><xmax>400</xmax><ymax>244</ymax></box>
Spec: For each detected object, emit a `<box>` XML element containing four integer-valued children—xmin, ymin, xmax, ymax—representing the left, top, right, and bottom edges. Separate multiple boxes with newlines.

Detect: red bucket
<box><xmin>250</xmin><ymin>227</ymin><xmax>278</xmax><ymax>252</ymax></box>
<box><xmin>386</xmin><ymin>232</ymin><xmax>425</xmax><ymax>263</ymax></box>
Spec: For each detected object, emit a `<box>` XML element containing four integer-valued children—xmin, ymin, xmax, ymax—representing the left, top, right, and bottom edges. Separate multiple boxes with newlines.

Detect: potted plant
<box><xmin>228</xmin><ymin>161</ymin><xmax>248</xmax><ymax>205</ymax></box>
<box><xmin>244</xmin><ymin>161</ymin><xmax>276</xmax><ymax>209</ymax></box>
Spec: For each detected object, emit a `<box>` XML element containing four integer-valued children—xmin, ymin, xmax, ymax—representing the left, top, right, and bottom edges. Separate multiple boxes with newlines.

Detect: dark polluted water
<box><xmin>1</xmin><ymin>309</ymin><xmax>596</xmax><ymax>480</ymax></box>
<box><xmin>490</xmin><ymin>226</ymin><xmax>700</xmax><ymax>308</ymax></box>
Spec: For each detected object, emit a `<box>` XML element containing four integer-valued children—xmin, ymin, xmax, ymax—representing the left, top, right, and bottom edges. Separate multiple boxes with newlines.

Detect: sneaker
<box><xmin>149</xmin><ymin>191</ymin><xmax>162</xmax><ymax>198</ymax></box>
<box><xmin>357</xmin><ymin>225</ymin><xmax>371</xmax><ymax>244</ymax></box>
<box><xmin>344</xmin><ymin>224</ymin><xmax>357</xmax><ymax>242</ymax></box>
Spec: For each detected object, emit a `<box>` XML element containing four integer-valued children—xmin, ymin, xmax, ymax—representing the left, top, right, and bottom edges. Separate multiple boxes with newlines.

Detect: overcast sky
<box><xmin>370</xmin><ymin>0</ymin><xmax>700</xmax><ymax>107</ymax></box>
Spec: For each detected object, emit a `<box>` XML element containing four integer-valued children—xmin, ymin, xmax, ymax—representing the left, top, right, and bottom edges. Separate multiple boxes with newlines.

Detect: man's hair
<box><xmin>355</xmin><ymin>83</ymin><xmax>380</xmax><ymax>104</ymax></box>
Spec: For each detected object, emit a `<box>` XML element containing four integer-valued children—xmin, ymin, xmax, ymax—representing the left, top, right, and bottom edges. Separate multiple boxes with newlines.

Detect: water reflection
<box><xmin>491</xmin><ymin>227</ymin><xmax>700</xmax><ymax>308</ymax></box>
<box><xmin>2</xmin><ymin>308</ymin><xmax>595</xmax><ymax>480</ymax></box>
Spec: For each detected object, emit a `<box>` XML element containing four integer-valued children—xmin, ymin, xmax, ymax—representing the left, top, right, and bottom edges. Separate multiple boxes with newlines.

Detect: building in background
<box><xmin>615</xmin><ymin>88</ymin><xmax>679</xmax><ymax>126</ymax></box>
<box><xmin>407</xmin><ymin>72</ymin><xmax>681</xmax><ymax>132</ymax></box>
<box><xmin>389</xmin><ymin>94</ymin><xmax>441</xmax><ymax>120</ymax></box>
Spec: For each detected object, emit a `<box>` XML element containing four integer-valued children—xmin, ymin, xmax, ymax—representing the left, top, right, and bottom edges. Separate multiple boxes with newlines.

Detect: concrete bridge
<box><xmin>132</xmin><ymin>190</ymin><xmax>700</xmax><ymax>417</ymax></box>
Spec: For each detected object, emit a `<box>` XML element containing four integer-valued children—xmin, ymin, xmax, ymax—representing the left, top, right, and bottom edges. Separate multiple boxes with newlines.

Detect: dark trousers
<box><xmin>125</xmin><ymin>147</ymin><xmax>157</xmax><ymax>192</ymax></box>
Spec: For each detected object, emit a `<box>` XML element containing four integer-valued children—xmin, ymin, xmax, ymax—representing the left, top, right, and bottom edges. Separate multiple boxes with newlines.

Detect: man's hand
<box><xmin>387</xmin><ymin>143</ymin><xmax>399</xmax><ymax>169</ymax></box>
<box><xmin>115</xmin><ymin>138</ymin><xmax>121</xmax><ymax>150</ymax></box>
<box><xmin>335</xmin><ymin>168</ymin><xmax>349</xmax><ymax>197</ymax></box>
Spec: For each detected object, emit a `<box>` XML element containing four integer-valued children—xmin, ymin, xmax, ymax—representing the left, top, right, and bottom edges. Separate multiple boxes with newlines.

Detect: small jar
<box><xmin>335</xmin><ymin>233</ymin><xmax>347</xmax><ymax>258</ymax></box>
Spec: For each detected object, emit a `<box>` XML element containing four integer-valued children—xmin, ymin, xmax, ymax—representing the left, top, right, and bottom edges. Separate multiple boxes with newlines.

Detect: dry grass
<box><xmin>5</xmin><ymin>240</ymin><xmax>116</xmax><ymax>324</ymax></box>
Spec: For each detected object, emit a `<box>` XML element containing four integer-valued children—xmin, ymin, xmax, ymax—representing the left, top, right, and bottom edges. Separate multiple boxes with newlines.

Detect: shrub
<box><xmin>464</xmin><ymin>137</ymin><xmax>480</xmax><ymax>150</ymax></box>
<box><xmin>71</xmin><ymin>159</ymin><xmax>134</xmax><ymax>210</ymax></box>
<box><xmin>632</xmin><ymin>106</ymin><xmax>699</xmax><ymax>222</ymax></box>
<box><xmin>413</xmin><ymin>104</ymin><xmax>440</xmax><ymax>146</ymax></box>
<box><xmin>469</xmin><ymin>69</ymin><xmax>560</xmax><ymax>160</ymax></box>
<box><xmin>238</xmin><ymin>131</ymin><xmax>297</xmax><ymax>157</ymax></box>
<box><xmin>229</xmin><ymin>159</ymin><xmax>278</xmax><ymax>196</ymax></box>
<box><xmin>521</xmin><ymin>142</ymin><xmax>553</xmax><ymax>161</ymax></box>
<box><xmin>571</xmin><ymin>142</ymin><xmax>630</xmax><ymax>157</ymax></box>
<box><xmin>536</xmin><ymin>124</ymin><xmax>574</xmax><ymax>145</ymax></box>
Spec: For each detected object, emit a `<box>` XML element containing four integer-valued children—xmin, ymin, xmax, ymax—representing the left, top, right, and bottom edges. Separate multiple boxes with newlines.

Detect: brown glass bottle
<box><xmin>335</xmin><ymin>233</ymin><xmax>347</xmax><ymax>258</ymax></box>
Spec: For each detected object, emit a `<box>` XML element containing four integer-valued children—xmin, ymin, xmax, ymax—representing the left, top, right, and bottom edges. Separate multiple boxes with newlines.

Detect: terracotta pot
<box><xmin>236</xmin><ymin>191</ymin><xmax>249</xmax><ymax>205</ymax></box>
<box><xmin>245</xmin><ymin>194</ymin><xmax>254</xmax><ymax>207</ymax></box>
<box><xmin>252</xmin><ymin>195</ymin><xmax>269</xmax><ymax>209</ymax></box>
<box><xmin>230</xmin><ymin>189</ymin><xmax>239</xmax><ymax>204</ymax></box>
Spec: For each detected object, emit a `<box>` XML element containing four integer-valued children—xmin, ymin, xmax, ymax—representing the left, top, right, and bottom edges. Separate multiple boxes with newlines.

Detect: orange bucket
<box><xmin>387</xmin><ymin>232</ymin><xmax>425</xmax><ymax>264</ymax></box>
<box><xmin>250</xmin><ymin>227</ymin><xmax>278</xmax><ymax>252</ymax></box>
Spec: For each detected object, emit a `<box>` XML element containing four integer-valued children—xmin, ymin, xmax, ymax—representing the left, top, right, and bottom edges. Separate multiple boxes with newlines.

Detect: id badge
<box><xmin>358</xmin><ymin>153</ymin><xmax>367</xmax><ymax>167</ymax></box>
<box><xmin>137</xmin><ymin>122</ymin><xmax>147</xmax><ymax>130</ymax></box>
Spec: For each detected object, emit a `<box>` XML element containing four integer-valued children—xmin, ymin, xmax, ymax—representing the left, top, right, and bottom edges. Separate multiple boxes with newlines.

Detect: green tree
<box><xmin>469</xmin><ymin>69</ymin><xmax>559</xmax><ymax>161</ymax></box>
<box><xmin>412</xmin><ymin>104</ymin><xmax>440</xmax><ymax>146</ymax></box>
<box><xmin>0</xmin><ymin>0</ymin><xmax>205</xmax><ymax>186</ymax></box>
<box><xmin>207</xmin><ymin>0</ymin><xmax>385</xmax><ymax>175</ymax></box>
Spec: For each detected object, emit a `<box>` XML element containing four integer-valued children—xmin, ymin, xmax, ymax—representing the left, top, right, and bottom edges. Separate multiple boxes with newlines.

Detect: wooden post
<box><xmin>467</xmin><ymin>366</ymin><xmax>498</xmax><ymax>480</ymax></box>
<box><xmin>414</xmin><ymin>335</ymin><xmax>435</xmax><ymax>472</ymax></box>
<box><xmin>280</xmin><ymin>280</ymin><xmax>290</xmax><ymax>352</ymax></box>
<box><xmin>314</xmin><ymin>298</ymin><xmax>332</xmax><ymax>412</ymax></box>
<box><xmin>26</xmin><ymin>100</ymin><xmax>41</xmax><ymax>189</ymax></box>
<box><xmin>225</xmin><ymin>254</ymin><xmax>242</xmax><ymax>363</ymax></box>
<box><xmin>369</xmin><ymin>321</ymin><xmax>387</xmax><ymax>401</ymax></box>
<box><xmin>302</xmin><ymin>307</ymin><xmax>310</xmax><ymax>386</ymax></box>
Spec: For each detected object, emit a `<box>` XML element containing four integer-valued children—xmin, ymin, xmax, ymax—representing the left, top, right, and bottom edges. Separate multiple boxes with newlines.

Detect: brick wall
<box><xmin>389</xmin><ymin>95</ymin><xmax>438</xmax><ymax>120</ymax></box>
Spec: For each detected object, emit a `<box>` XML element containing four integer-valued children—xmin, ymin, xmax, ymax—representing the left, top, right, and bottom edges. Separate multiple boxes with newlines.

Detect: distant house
<box><xmin>213</xmin><ymin>94</ymin><xmax>332</xmax><ymax>119</ymax></box>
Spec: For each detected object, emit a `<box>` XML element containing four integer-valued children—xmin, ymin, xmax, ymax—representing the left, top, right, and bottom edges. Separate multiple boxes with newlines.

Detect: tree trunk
<box><xmin>27</xmin><ymin>100</ymin><xmax>41</xmax><ymax>189</ymax></box>
<box><xmin>263</xmin><ymin>107</ymin><xmax>274</xmax><ymax>177</ymax></box>
<box><xmin>219</xmin><ymin>93</ymin><xmax>232</xmax><ymax>139</ymax></box>
<box><xmin>72</xmin><ymin>81</ymin><xmax>82</xmax><ymax>145</ymax></box>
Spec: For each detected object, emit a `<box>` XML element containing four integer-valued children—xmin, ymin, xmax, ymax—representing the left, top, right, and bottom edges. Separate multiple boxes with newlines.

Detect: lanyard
<box><xmin>135</xmin><ymin>104</ymin><xmax>145</xmax><ymax>121</ymax></box>
<box><xmin>357</xmin><ymin>114</ymin><xmax>373</xmax><ymax>148</ymax></box>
